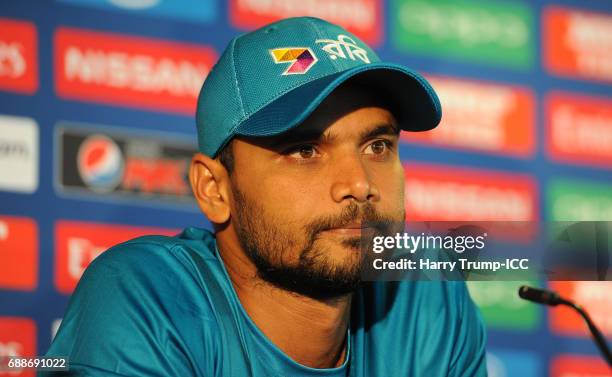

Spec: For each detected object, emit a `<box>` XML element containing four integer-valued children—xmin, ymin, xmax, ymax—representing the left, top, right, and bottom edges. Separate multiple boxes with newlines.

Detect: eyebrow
<box><xmin>359</xmin><ymin>124</ymin><xmax>400</xmax><ymax>142</ymax></box>
<box><xmin>273</xmin><ymin>129</ymin><xmax>336</xmax><ymax>147</ymax></box>
<box><xmin>271</xmin><ymin>123</ymin><xmax>399</xmax><ymax>148</ymax></box>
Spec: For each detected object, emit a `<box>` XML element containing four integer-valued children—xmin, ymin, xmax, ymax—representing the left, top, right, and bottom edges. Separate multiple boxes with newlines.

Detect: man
<box><xmin>45</xmin><ymin>17</ymin><xmax>487</xmax><ymax>376</ymax></box>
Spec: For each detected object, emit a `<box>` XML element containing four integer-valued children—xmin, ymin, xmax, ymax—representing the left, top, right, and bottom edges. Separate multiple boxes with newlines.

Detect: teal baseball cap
<box><xmin>196</xmin><ymin>16</ymin><xmax>442</xmax><ymax>157</ymax></box>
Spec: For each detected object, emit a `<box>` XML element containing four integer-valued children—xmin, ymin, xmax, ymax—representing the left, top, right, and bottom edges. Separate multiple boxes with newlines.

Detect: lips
<box><xmin>336</xmin><ymin>222</ymin><xmax>363</xmax><ymax>229</ymax></box>
<box><xmin>324</xmin><ymin>222</ymin><xmax>369</xmax><ymax>235</ymax></box>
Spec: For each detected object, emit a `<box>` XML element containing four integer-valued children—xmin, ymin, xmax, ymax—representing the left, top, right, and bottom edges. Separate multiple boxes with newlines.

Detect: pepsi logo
<box><xmin>77</xmin><ymin>135</ymin><xmax>124</xmax><ymax>192</ymax></box>
<box><xmin>59</xmin><ymin>125</ymin><xmax>196</xmax><ymax>204</ymax></box>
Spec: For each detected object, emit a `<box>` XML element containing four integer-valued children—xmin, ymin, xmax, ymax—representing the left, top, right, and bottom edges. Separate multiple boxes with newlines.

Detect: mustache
<box><xmin>305</xmin><ymin>201</ymin><xmax>396</xmax><ymax>236</ymax></box>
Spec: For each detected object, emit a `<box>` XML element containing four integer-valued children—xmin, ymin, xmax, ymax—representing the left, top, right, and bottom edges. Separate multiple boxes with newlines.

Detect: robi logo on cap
<box><xmin>269</xmin><ymin>48</ymin><xmax>318</xmax><ymax>75</ymax></box>
<box><xmin>77</xmin><ymin>135</ymin><xmax>124</xmax><ymax>193</ymax></box>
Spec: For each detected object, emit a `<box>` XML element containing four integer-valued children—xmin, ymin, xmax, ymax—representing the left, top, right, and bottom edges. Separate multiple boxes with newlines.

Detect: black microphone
<box><xmin>518</xmin><ymin>285</ymin><xmax>566</xmax><ymax>306</ymax></box>
<box><xmin>518</xmin><ymin>285</ymin><xmax>612</xmax><ymax>367</ymax></box>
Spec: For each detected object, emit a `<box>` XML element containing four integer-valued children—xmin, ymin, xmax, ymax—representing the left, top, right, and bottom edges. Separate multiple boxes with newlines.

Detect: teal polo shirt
<box><xmin>43</xmin><ymin>227</ymin><xmax>487</xmax><ymax>376</ymax></box>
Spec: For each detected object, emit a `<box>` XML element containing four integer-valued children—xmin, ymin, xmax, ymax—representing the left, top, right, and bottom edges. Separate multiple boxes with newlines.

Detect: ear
<box><xmin>189</xmin><ymin>152</ymin><xmax>231</xmax><ymax>224</ymax></box>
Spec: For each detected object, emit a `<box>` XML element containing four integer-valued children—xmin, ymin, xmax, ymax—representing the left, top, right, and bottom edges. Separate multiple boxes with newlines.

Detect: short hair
<box><xmin>217</xmin><ymin>141</ymin><xmax>234</xmax><ymax>175</ymax></box>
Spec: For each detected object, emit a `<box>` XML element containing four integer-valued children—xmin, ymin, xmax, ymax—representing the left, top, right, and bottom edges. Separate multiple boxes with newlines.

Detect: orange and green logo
<box><xmin>545</xmin><ymin>92</ymin><xmax>612</xmax><ymax>169</ymax></box>
<box><xmin>548</xmin><ymin>179</ymin><xmax>612</xmax><ymax>221</ymax></box>
<box><xmin>548</xmin><ymin>282</ymin><xmax>612</xmax><ymax>337</ymax></box>
<box><xmin>270</xmin><ymin>48</ymin><xmax>318</xmax><ymax>75</ymax></box>
<box><xmin>391</xmin><ymin>0</ymin><xmax>534</xmax><ymax>69</ymax></box>
<box><xmin>551</xmin><ymin>354</ymin><xmax>612</xmax><ymax>376</ymax></box>
<box><xmin>229</xmin><ymin>0</ymin><xmax>383</xmax><ymax>46</ymax></box>
<box><xmin>543</xmin><ymin>6</ymin><xmax>612</xmax><ymax>83</ymax></box>
<box><xmin>468</xmin><ymin>281</ymin><xmax>540</xmax><ymax>330</ymax></box>
<box><xmin>403</xmin><ymin>162</ymin><xmax>538</xmax><ymax>221</ymax></box>
<box><xmin>403</xmin><ymin>75</ymin><xmax>536</xmax><ymax>158</ymax></box>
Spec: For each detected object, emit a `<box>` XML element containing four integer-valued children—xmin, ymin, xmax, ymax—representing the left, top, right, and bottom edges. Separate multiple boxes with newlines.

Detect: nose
<box><xmin>330</xmin><ymin>152</ymin><xmax>380</xmax><ymax>204</ymax></box>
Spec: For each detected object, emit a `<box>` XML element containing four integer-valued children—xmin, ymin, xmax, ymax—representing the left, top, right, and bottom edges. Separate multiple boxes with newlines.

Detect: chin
<box><xmin>309</xmin><ymin>240</ymin><xmax>364</xmax><ymax>271</ymax></box>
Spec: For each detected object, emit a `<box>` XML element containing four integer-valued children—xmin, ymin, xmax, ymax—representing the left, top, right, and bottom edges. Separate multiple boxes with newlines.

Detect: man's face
<box><xmin>227</xmin><ymin>83</ymin><xmax>405</xmax><ymax>299</ymax></box>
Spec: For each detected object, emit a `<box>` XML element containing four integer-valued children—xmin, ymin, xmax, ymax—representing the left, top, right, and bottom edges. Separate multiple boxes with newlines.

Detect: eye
<box><xmin>364</xmin><ymin>139</ymin><xmax>392</xmax><ymax>155</ymax></box>
<box><xmin>287</xmin><ymin>144</ymin><xmax>320</xmax><ymax>160</ymax></box>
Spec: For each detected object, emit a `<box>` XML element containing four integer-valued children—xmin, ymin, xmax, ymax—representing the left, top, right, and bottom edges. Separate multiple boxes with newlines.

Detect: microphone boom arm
<box><xmin>518</xmin><ymin>285</ymin><xmax>612</xmax><ymax>367</ymax></box>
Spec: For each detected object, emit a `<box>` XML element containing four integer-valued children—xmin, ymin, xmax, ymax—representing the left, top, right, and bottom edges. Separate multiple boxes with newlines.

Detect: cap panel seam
<box><xmin>230</xmin><ymin>18</ymin><xmax>334</xmax><ymax>126</ymax></box>
<box><xmin>307</xmin><ymin>18</ymin><xmax>341</xmax><ymax>71</ymax></box>
<box><xmin>217</xmin><ymin>34</ymin><xmax>342</xmax><ymax>154</ymax></box>
<box><xmin>306</xmin><ymin>17</ymin><xmax>324</xmax><ymax>40</ymax></box>
<box><xmin>232</xmin><ymin>70</ymin><xmax>335</xmax><ymax>126</ymax></box>
<box><xmin>230</xmin><ymin>37</ymin><xmax>247</xmax><ymax>122</ymax></box>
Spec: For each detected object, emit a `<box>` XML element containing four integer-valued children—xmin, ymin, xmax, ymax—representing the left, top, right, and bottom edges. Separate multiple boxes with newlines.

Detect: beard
<box><xmin>231</xmin><ymin>185</ymin><xmax>404</xmax><ymax>300</ymax></box>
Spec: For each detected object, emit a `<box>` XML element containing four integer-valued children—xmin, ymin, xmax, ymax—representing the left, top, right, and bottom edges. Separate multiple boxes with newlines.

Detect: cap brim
<box><xmin>234</xmin><ymin>62</ymin><xmax>441</xmax><ymax>139</ymax></box>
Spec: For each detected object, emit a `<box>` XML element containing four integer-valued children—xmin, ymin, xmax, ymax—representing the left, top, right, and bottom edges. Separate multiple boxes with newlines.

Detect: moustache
<box><xmin>305</xmin><ymin>202</ymin><xmax>397</xmax><ymax>237</ymax></box>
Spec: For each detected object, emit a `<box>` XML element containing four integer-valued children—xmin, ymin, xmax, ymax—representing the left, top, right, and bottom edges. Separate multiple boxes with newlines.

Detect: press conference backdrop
<box><xmin>0</xmin><ymin>0</ymin><xmax>610</xmax><ymax>375</ymax></box>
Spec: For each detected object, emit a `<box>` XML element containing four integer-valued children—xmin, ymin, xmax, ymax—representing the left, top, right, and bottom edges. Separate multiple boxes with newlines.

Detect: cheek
<box><xmin>248</xmin><ymin>174</ymin><xmax>323</xmax><ymax>225</ymax></box>
<box><xmin>392</xmin><ymin>169</ymin><xmax>405</xmax><ymax>202</ymax></box>
<box><xmin>373</xmin><ymin>163</ymin><xmax>405</xmax><ymax>203</ymax></box>
<box><xmin>364</xmin><ymin>167</ymin><xmax>405</xmax><ymax>223</ymax></box>
<box><xmin>384</xmin><ymin>183</ymin><xmax>405</xmax><ymax>220</ymax></box>
<box><xmin>286</xmin><ymin>187</ymin><xmax>326</xmax><ymax>226</ymax></box>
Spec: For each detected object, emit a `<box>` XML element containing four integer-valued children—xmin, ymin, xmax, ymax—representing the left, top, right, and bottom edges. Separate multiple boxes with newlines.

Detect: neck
<box><xmin>216</xmin><ymin>232</ymin><xmax>351</xmax><ymax>369</ymax></box>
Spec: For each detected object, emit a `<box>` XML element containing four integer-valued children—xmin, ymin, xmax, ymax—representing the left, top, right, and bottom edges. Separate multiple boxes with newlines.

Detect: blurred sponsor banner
<box><xmin>468</xmin><ymin>281</ymin><xmax>539</xmax><ymax>330</ymax></box>
<box><xmin>54</xmin><ymin>27</ymin><xmax>216</xmax><ymax>114</ymax></box>
<box><xmin>0</xmin><ymin>115</ymin><xmax>38</xmax><ymax>194</ymax></box>
<box><xmin>0</xmin><ymin>18</ymin><xmax>37</xmax><ymax>94</ymax></box>
<box><xmin>391</xmin><ymin>0</ymin><xmax>534</xmax><ymax>68</ymax></box>
<box><xmin>543</xmin><ymin>6</ymin><xmax>612</xmax><ymax>83</ymax></box>
<box><xmin>545</xmin><ymin>92</ymin><xmax>612</xmax><ymax>168</ymax></box>
<box><xmin>0</xmin><ymin>216</ymin><xmax>37</xmax><ymax>291</ymax></box>
<box><xmin>550</xmin><ymin>354</ymin><xmax>612</xmax><ymax>376</ymax></box>
<box><xmin>0</xmin><ymin>0</ymin><xmax>610</xmax><ymax>368</ymax></box>
<box><xmin>57</xmin><ymin>0</ymin><xmax>218</xmax><ymax>23</ymax></box>
<box><xmin>403</xmin><ymin>162</ymin><xmax>538</xmax><ymax>221</ymax></box>
<box><xmin>0</xmin><ymin>318</ymin><xmax>35</xmax><ymax>377</ymax></box>
<box><xmin>548</xmin><ymin>281</ymin><xmax>612</xmax><ymax>337</ymax></box>
<box><xmin>54</xmin><ymin>220</ymin><xmax>178</xmax><ymax>294</ymax></box>
<box><xmin>486</xmin><ymin>349</ymin><xmax>541</xmax><ymax>377</ymax></box>
<box><xmin>548</xmin><ymin>179</ymin><xmax>612</xmax><ymax>221</ymax></box>
<box><xmin>403</xmin><ymin>76</ymin><xmax>536</xmax><ymax>157</ymax></box>
<box><xmin>55</xmin><ymin>124</ymin><xmax>197</xmax><ymax>206</ymax></box>
<box><xmin>229</xmin><ymin>0</ymin><xmax>382</xmax><ymax>46</ymax></box>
